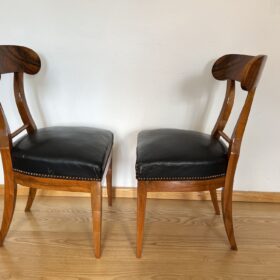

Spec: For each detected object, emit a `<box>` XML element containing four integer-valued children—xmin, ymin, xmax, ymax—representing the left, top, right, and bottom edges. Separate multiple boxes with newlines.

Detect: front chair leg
<box><xmin>106</xmin><ymin>159</ymin><xmax>113</xmax><ymax>206</ymax></box>
<box><xmin>209</xmin><ymin>189</ymin><xmax>220</xmax><ymax>215</ymax></box>
<box><xmin>221</xmin><ymin>186</ymin><xmax>237</xmax><ymax>250</ymax></box>
<box><xmin>136</xmin><ymin>181</ymin><xmax>147</xmax><ymax>258</ymax></box>
<box><xmin>91</xmin><ymin>182</ymin><xmax>102</xmax><ymax>258</ymax></box>
<box><xmin>25</xmin><ymin>187</ymin><xmax>37</xmax><ymax>212</ymax></box>
<box><xmin>0</xmin><ymin>180</ymin><xmax>17</xmax><ymax>246</ymax></box>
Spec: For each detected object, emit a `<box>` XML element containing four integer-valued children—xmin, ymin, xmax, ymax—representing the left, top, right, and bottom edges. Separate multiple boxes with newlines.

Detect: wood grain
<box><xmin>1</xmin><ymin>186</ymin><xmax>280</xmax><ymax>203</ymax></box>
<box><xmin>0</xmin><ymin>45</ymin><xmax>40</xmax><ymax>75</ymax></box>
<box><xmin>0</xmin><ymin>197</ymin><xmax>280</xmax><ymax>279</ymax></box>
<box><xmin>212</xmin><ymin>54</ymin><xmax>267</xmax><ymax>91</ymax></box>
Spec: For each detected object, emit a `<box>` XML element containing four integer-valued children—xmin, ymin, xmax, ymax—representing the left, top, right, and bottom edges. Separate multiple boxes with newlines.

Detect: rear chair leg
<box><xmin>106</xmin><ymin>159</ymin><xmax>113</xmax><ymax>206</ymax></box>
<box><xmin>25</xmin><ymin>187</ymin><xmax>37</xmax><ymax>212</ymax></box>
<box><xmin>221</xmin><ymin>157</ymin><xmax>238</xmax><ymax>250</ymax></box>
<box><xmin>221</xmin><ymin>186</ymin><xmax>237</xmax><ymax>250</ymax></box>
<box><xmin>210</xmin><ymin>189</ymin><xmax>220</xmax><ymax>215</ymax></box>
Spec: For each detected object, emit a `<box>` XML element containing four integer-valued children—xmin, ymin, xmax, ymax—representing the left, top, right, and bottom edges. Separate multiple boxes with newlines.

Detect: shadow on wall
<box><xmin>179</xmin><ymin>59</ymin><xmax>218</xmax><ymax>132</ymax></box>
<box><xmin>113</xmin><ymin>59</ymin><xmax>220</xmax><ymax>187</ymax></box>
<box><xmin>26</xmin><ymin>53</ymin><xmax>48</xmax><ymax>128</ymax></box>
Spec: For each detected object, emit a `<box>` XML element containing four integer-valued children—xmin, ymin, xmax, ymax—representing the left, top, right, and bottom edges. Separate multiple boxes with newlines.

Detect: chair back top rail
<box><xmin>0</xmin><ymin>45</ymin><xmax>41</xmax><ymax>75</ymax></box>
<box><xmin>212</xmin><ymin>54</ymin><xmax>267</xmax><ymax>91</ymax></box>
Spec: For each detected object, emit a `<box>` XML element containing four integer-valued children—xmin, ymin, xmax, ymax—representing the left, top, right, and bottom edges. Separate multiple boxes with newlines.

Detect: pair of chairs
<box><xmin>0</xmin><ymin>45</ymin><xmax>266</xmax><ymax>258</ymax></box>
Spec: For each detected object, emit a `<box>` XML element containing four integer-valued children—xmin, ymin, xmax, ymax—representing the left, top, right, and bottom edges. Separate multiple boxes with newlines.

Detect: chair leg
<box><xmin>221</xmin><ymin>186</ymin><xmax>237</xmax><ymax>250</ymax></box>
<box><xmin>136</xmin><ymin>181</ymin><xmax>147</xmax><ymax>258</ymax></box>
<box><xmin>209</xmin><ymin>189</ymin><xmax>220</xmax><ymax>215</ymax></box>
<box><xmin>25</xmin><ymin>188</ymin><xmax>37</xmax><ymax>212</ymax></box>
<box><xmin>0</xmin><ymin>181</ymin><xmax>17</xmax><ymax>246</ymax></box>
<box><xmin>106</xmin><ymin>159</ymin><xmax>113</xmax><ymax>206</ymax></box>
<box><xmin>91</xmin><ymin>182</ymin><xmax>102</xmax><ymax>258</ymax></box>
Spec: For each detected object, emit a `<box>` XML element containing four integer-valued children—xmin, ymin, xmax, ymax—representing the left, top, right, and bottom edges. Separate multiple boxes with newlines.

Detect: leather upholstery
<box><xmin>136</xmin><ymin>129</ymin><xmax>228</xmax><ymax>180</ymax></box>
<box><xmin>12</xmin><ymin>127</ymin><xmax>113</xmax><ymax>181</ymax></box>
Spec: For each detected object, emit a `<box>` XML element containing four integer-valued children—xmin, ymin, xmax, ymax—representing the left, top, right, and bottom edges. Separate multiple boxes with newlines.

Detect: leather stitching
<box><xmin>13</xmin><ymin>169</ymin><xmax>101</xmax><ymax>181</ymax></box>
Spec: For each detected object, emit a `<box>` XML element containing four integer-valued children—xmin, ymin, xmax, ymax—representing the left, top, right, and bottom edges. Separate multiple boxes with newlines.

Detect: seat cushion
<box><xmin>136</xmin><ymin>129</ymin><xmax>228</xmax><ymax>180</ymax></box>
<box><xmin>12</xmin><ymin>126</ymin><xmax>113</xmax><ymax>181</ymax></box>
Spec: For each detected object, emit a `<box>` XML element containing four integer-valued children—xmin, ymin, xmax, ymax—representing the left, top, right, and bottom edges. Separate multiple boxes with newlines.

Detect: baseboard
<box><xmin>0</xmin><ymin>185</ymin><xmax>279</xmax><ymax>203</ymax></box>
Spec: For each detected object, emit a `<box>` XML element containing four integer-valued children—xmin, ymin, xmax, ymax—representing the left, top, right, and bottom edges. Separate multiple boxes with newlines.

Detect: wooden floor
<box><xmin>0</xmin><ymin>196</ymin><xmax>280</xmax><ymax>279</ymax></box>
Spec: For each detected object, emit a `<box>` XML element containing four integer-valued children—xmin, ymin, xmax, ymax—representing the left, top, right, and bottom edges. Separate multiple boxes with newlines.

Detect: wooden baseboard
<box><xmin>0</xmin><ymin>185</ymin><xmax>279</xmax><ymax>203</ymax></box>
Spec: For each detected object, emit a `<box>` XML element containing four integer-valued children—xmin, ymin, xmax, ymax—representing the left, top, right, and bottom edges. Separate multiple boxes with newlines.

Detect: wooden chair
<box><xmin>136</xmin><ymin>54</ymin><xmax>267</xmax><ymax>257</ymax></box>
<box><xmin>0</xmin><ymin>45</ymin><xmax>113</xmax><ymax>258</ymax></box>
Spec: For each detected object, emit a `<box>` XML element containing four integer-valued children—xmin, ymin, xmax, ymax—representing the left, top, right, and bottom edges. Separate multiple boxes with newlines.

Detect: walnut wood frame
<box><xmin>0</xmin><ymin>45</ymin><xmax>113</xmax><ymax>258</ymax></box>
<box><xmin>136</xmin><ymin>54</ymin><xmax>267</xmax><ymax>257</ymax></box>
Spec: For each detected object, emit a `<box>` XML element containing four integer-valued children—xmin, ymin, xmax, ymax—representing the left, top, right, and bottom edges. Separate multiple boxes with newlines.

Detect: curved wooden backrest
<box><xmin>212</xmin><ymin>54</ymin><xmax>267</xmax><ymax>91</ymax></box>
<box><xmin>0</xmin><ymin>45</ymin><xmax>41</xmax><ymax>151</ymax></box>
<box><xmin>211</xmin><ymin>54</ymin><xmax>267</xmax><ymax>158</ymax></box>
<box><xmin>0</xmin><ymin>45</ymin><xmax>41</xmax><ymax>75</ymax></box>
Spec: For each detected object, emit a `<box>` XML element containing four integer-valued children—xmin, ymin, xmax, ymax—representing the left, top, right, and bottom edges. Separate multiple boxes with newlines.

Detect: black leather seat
<box><xmin>12</xmin><ymin>126</ymin><xmax>113</xmax><ymax>180</ymax></box>
<box><xmin>136</xmin><ymin>129</ymin><xmax>228</xmax><ymax>180</ymax></box>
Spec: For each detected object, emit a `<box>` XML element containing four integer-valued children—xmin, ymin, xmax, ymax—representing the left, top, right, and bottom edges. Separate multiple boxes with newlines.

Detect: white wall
<box><xmin>0</xmin><ymin>0</ymin><xmax>279</xmax><ymax>191</ymax></box>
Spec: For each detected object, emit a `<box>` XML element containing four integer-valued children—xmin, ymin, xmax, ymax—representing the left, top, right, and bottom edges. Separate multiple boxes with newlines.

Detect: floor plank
<box><xmin>0</xmin><ymin>196</ymin><xmax>280</xmax><ymax>279</ymax></box>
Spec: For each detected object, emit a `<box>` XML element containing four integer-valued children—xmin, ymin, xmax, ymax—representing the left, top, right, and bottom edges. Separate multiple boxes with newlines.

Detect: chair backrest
<box><xmin>0</xmin><ymin>45</ymin><xmax>41</xmax><ymax>151</ymax></box>
<box><xmin>0</xmin><ymin>45</ymin><xmax>41</xmax><ymax>75</ymax></box>
<box><xmin>211</xmin><ymin>54</ymin><xmax>267</xmax><ymax>157</ymax></box>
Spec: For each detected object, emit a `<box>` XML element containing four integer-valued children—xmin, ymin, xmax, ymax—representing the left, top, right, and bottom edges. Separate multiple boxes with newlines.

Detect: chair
<box><xmin>0</xmin><ymin>45</ymin><xmax>113</xmax><ymax>258</ymax></box>
<box><xmin>136</xmin><ymin>54</ymin><xmax>267</xmax><ymax>257</ymax></box>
